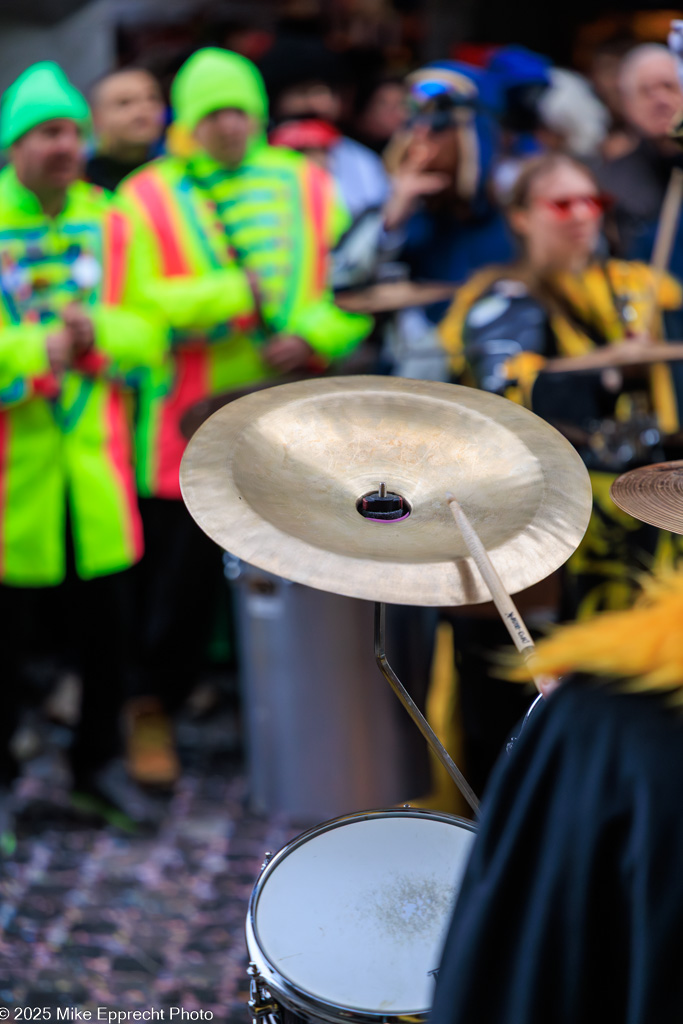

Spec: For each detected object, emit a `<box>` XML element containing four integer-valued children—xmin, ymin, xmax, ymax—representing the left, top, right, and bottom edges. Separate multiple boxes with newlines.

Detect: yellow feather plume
<box><xmin>512</xmin><ymin>569</ymin><xmax>683</xmax><ymax>699</ymax></box>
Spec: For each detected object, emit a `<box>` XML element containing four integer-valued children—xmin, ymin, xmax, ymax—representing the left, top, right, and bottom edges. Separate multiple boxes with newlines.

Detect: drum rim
<box><xmin>245</xmin><ymin>806</ymin><xmax>477</xmax><ymax>1024</ymax></box>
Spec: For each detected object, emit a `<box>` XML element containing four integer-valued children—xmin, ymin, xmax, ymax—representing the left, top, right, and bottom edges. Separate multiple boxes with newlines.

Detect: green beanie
<box><xmin>172</xmin><ymin>48</ymin><xmax>268</xmax><ymax>130</ymax></box>
<box><xmin>1</xmin><ymin>61</ymin><xmax>89</xmax><ymax>149</ymax></box>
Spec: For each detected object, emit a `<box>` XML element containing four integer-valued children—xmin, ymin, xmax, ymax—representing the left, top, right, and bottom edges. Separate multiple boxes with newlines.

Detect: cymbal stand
<box><xmin>374</xmin><ymin>602</ymin><xmax>480</xmax><ymax>815</ymax></box>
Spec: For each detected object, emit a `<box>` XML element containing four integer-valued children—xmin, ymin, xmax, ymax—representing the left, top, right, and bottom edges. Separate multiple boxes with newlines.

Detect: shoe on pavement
<box><xmin>125</xmin><ymin>698</ymin><xmax>181</xmax><ymax>789</ymax></box>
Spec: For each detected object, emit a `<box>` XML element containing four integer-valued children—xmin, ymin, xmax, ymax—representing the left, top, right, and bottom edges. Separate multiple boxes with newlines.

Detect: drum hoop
<box><xmin>246</xmin><ymin>806</ymin><xmax>477</xmax><ymax>1024</ymax></box>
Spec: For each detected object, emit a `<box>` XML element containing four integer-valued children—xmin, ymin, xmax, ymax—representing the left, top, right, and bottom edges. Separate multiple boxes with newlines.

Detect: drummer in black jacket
<box><xmin>431</xmin><ymin>566</ymin><xmax>683</xmax><ymax>1024</ymax></box>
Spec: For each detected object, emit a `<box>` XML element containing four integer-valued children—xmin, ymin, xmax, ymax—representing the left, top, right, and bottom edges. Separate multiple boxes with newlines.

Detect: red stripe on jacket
<box><xmin>106</xmin><ymin>390</ymin><xmax>144</xmax><ymax>562</ymax></box>
<box><xmin>155</xmin><ymin>348</ymin><xmax>208</xmax><ymax>499</ymax></box>
<box><xmin>128</xmin><ymin>174</ymin><xmax>192</xmax><ymax>276</ymax></box>
<box><xmin>104</xmin><ymin>210</ymin><xmax>129</xmax><ymax>304</ymax></box>
<box><xmin>306</xmin><ymin>163</ymin><xmax>331</xmax><ymax>293</ymax></box>
<box><xmin>129</xmin><ymin>172</ymin><xmax>216</xmax><ymax>498</ymax></box>
<box><xmin>128</xmin><ymin>172</ymin><xmax>208</xmax><ymax>498</ymax></box>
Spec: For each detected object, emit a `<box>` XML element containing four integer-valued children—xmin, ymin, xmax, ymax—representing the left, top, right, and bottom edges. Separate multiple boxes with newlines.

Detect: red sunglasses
<box><xmin>536</xmin><ymin>194</ymin><xmax>612</xmax><ymax>219</ymax></box>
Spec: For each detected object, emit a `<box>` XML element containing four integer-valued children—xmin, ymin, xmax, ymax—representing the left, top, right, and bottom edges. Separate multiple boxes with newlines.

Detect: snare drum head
<box><xmin>250</xmin><ymin>812</ymin><xmax>476</xmax><ymax>1017</ymax></box>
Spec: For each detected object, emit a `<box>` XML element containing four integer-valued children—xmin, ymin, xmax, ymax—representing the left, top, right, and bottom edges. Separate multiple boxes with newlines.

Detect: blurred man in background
<box><xmin>597</xmin><ymin>41</ymin><xmax>683</xmax><ymax>395</ymax></box>
<box><xmin>87</xmin><ymin>67</ymin><xmax>166</xmax><ymax>191</ymax></box>
<box><xmin>260</xmin><ymin>35</ymin><xmax>403</xmax><ymax>289</ymax></box>
<box><xmin>586</xmin><ymin>34</ymin><xmax>638</xmax><ymax>160</ymax></box>
<box><xmin>0</xmin><ymin>62</ymin><xmax>166</xmax><ymax>842</ymax></box>
<box><xmin>350</xmin><ymin>76</ymin><xmax>406</xmax><ymax>156</ymax></box>
<box><xmin>260</xmin><ymin>35</ymin><xmax>390</xmax><ymax>222</ymax></box>
<box><xmin>118</xmin><ymin>48</ymin><xmax>371</xmax><ymax>789</ymax></box>
<box><xmin>596</xmin><ymin>44</ymin><xmax>683</xmax><ymax>254</ymax></box>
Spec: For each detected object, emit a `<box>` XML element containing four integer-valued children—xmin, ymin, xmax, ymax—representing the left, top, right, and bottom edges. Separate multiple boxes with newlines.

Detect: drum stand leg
<box><xmin>374</xmin><ymin>603</ymin><xmax>479</xmax><ymax>815</ymax></box>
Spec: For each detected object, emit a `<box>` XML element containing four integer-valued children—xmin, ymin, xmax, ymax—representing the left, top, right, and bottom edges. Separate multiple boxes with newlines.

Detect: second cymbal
<box><xmin>611</xmin><ymin>461</ymin><xmax>683</xmax><ymax>534</ymax></box>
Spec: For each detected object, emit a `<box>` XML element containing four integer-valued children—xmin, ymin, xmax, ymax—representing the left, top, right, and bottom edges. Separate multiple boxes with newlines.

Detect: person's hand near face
<box><xmin>384</xmin><ymin>127</ymin><xmax>451</xmax><ymax>230</ymax></box>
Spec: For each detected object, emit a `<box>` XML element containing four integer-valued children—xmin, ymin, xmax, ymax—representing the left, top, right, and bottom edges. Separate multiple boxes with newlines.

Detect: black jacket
<box><xmin>432</xmin><ymin>679</ymin><xmax>683</xmax><ymax>1024</ymax></box>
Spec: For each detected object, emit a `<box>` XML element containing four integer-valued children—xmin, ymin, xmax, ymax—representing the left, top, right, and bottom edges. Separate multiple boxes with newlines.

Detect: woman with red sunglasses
<box><xmin>441</xmin><ymin>152</ymin><xmax>678</xmax><ymax>404</ymax></box>
<box><xmin>434</xmin><ymin>152</ymin><xmax>683</xmax><ymax>797</ymax></box>
<box><xmin>441</xmin><ymin>150</ymin><xmax>683</xmax><ymax>621</ymax></box>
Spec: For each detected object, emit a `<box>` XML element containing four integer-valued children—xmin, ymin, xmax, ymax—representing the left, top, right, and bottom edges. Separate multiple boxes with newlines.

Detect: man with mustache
<box><xmin>596</xmin><ymin>44</ymin><xmax>683</xmax><ymax>254</ymax></box>
<box><xmin>0</xmin><ymin>62</ymin><xmax>166</xmax><ymax>843</ymax></box>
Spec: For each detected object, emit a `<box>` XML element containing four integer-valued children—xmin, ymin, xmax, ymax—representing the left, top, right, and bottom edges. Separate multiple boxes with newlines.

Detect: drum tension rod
<box><xmin>247</xmin><ymin>963</ymin><xmax>281</xmax><ymax>1024</ymax></box>
<box><xmin>374</xmin><ymin>602</ymin><xmax>480</xmax><ymax>815</ymax></box>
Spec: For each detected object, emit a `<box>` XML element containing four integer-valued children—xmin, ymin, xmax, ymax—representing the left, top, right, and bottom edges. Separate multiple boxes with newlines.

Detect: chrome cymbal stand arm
<box><xmin>374</xmin><ymin>602</ymin><xmax>479</xmax><ymax>815</ymax></box>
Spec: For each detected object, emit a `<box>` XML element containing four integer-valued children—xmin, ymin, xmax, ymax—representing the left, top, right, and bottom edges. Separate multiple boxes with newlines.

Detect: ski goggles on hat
<box><xmin>406</xmin><ymin>67</ymin><xmax>479</xmax><ymax>131</ymax></box>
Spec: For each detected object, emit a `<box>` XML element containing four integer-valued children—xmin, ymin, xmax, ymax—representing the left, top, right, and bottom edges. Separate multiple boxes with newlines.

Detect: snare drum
<box><xmin>246</xmin><ymin>807</ymin><xmax>477</xmax><ymax>1023</ymax></box>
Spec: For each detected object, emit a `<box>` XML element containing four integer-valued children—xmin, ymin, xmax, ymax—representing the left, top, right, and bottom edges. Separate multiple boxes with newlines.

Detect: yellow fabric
<box><xmin>438</xmin><ymin>260</ymin><xmax>682</xmax><ymax>431</ymax></box>
<box><xmin>572</xmin><ymin>471</ymin><xmax>642</xmax><ymax>567</ymax></box>
<box><xmin>502</xmin><ymin>351</ymin><xmax>547</xmax><ymax>407</ymax></box>
<box><xmin>566</xmin><ymin>470</ymin><xmax>659</xmax><ymax>619</ymax></box>
<box><xmin>651</xmin><ymin>362</ymin><xmax>679</xmax><ymax>433</ymax></box>
<box><xmin>165</xmin><ymin>121</ymin><xmax>198</xmax><ymax>158</ymax></box>
<box><xmin>411</xmin><ymin>621</ymin><xmax>472</xmax><ymax>819</ymax></box>
<box><xmin>511</xmin><ymin>568</ymin><xmax>683</xmax><ymax>702</ymax></box>
<box><xmin>554</xmin><ymin>263</ymin><xmax>680</xmax><ymax>432</ymax></box>
<box><xmin>440</xmin><ymin>265</ymin><xmax>504</xmax><ymax>378</ymax></box>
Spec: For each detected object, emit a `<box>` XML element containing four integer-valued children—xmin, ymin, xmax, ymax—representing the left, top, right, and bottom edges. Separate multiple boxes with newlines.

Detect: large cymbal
<box><xmin>611</xmin><ymin>461</ymin><xmax>683</xmax><ymax>533</ymax></box>
<box><xmin>180</xmin><ymin>376</ymin><xmax>592</xmax><ymax>606</ymax></box>
<box><xmin>179</xmin><ymin>374</ymin><xmax>314</xmax><ymax>440</ymax></box>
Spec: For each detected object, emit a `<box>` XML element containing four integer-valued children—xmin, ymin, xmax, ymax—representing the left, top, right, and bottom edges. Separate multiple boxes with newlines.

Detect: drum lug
<box><xmin>247</xmin><ymin>962</ymin><xmax>281</xmax><ymax>1024</ymax></box>
<box><xmin>261</xmin><ymin>850</ymin><xmax>273</xmax><ymax>872</ymax></box>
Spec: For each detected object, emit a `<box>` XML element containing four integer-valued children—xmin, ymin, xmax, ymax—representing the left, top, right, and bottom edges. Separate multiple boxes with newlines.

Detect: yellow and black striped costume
<box><xmin>439</xmin><ymin>259</ymin><xmax>683</xmax><ymax>618</ymax></box>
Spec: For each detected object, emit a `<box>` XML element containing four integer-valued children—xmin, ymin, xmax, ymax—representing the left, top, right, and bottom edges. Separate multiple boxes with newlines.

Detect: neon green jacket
<box><xmin>119</xmin><ymin>142</ymin><xmax>372</xmax><ymax>499</ymax></box>
<box><xmin>0</xmin><ymin>167</ymin><xmax>166</xmax><ymax>586</ymax></box>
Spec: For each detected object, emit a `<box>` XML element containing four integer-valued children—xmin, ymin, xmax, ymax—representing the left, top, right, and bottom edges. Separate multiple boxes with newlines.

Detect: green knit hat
<box><xmin>172</xmin><ymin>48</ymin><xmax>268</xmax><ymax>130</ymax></box>
<box><xmin>1</xmin><ymin>61</ymin><xmax>89</xmax><ymax>149</ymax></box>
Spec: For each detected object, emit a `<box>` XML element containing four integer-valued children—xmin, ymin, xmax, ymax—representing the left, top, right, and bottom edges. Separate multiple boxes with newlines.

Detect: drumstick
<box><xmin>446</xmin><ymin>494</ymin><xmax>549</xmax><ymax>694</ymax></box>
<box><xmin>544</xmin><ymin>342</ymin><xmax>683</xmax><ymax>373</ymax></box>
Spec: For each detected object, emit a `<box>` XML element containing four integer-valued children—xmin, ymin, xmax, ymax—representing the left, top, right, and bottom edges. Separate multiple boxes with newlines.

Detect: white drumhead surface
<box><xmin>253</xmin><ymin>815</ymin><xmax>475</xmax><ymax>1014</ymax></box>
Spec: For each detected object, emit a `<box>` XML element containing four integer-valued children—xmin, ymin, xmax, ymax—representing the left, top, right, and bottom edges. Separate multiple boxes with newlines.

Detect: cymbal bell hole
<box><xmin>356</xmin><ymin>488</ymin><xmax>412</xmax><ymax>522</ymax></box>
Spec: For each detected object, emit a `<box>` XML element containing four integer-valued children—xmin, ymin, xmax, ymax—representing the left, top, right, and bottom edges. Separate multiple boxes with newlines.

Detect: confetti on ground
<box><xmin>0</xmin><ymin>704</ymin><xmax>298</xmax><ymax>1023</ymax></box>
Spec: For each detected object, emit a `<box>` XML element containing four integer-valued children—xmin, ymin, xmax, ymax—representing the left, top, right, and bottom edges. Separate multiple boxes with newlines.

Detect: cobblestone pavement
<box><xmin>0</xmin><ymin>706</ymin><xmax>298</xmax><ymax>1024</ymax></box>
